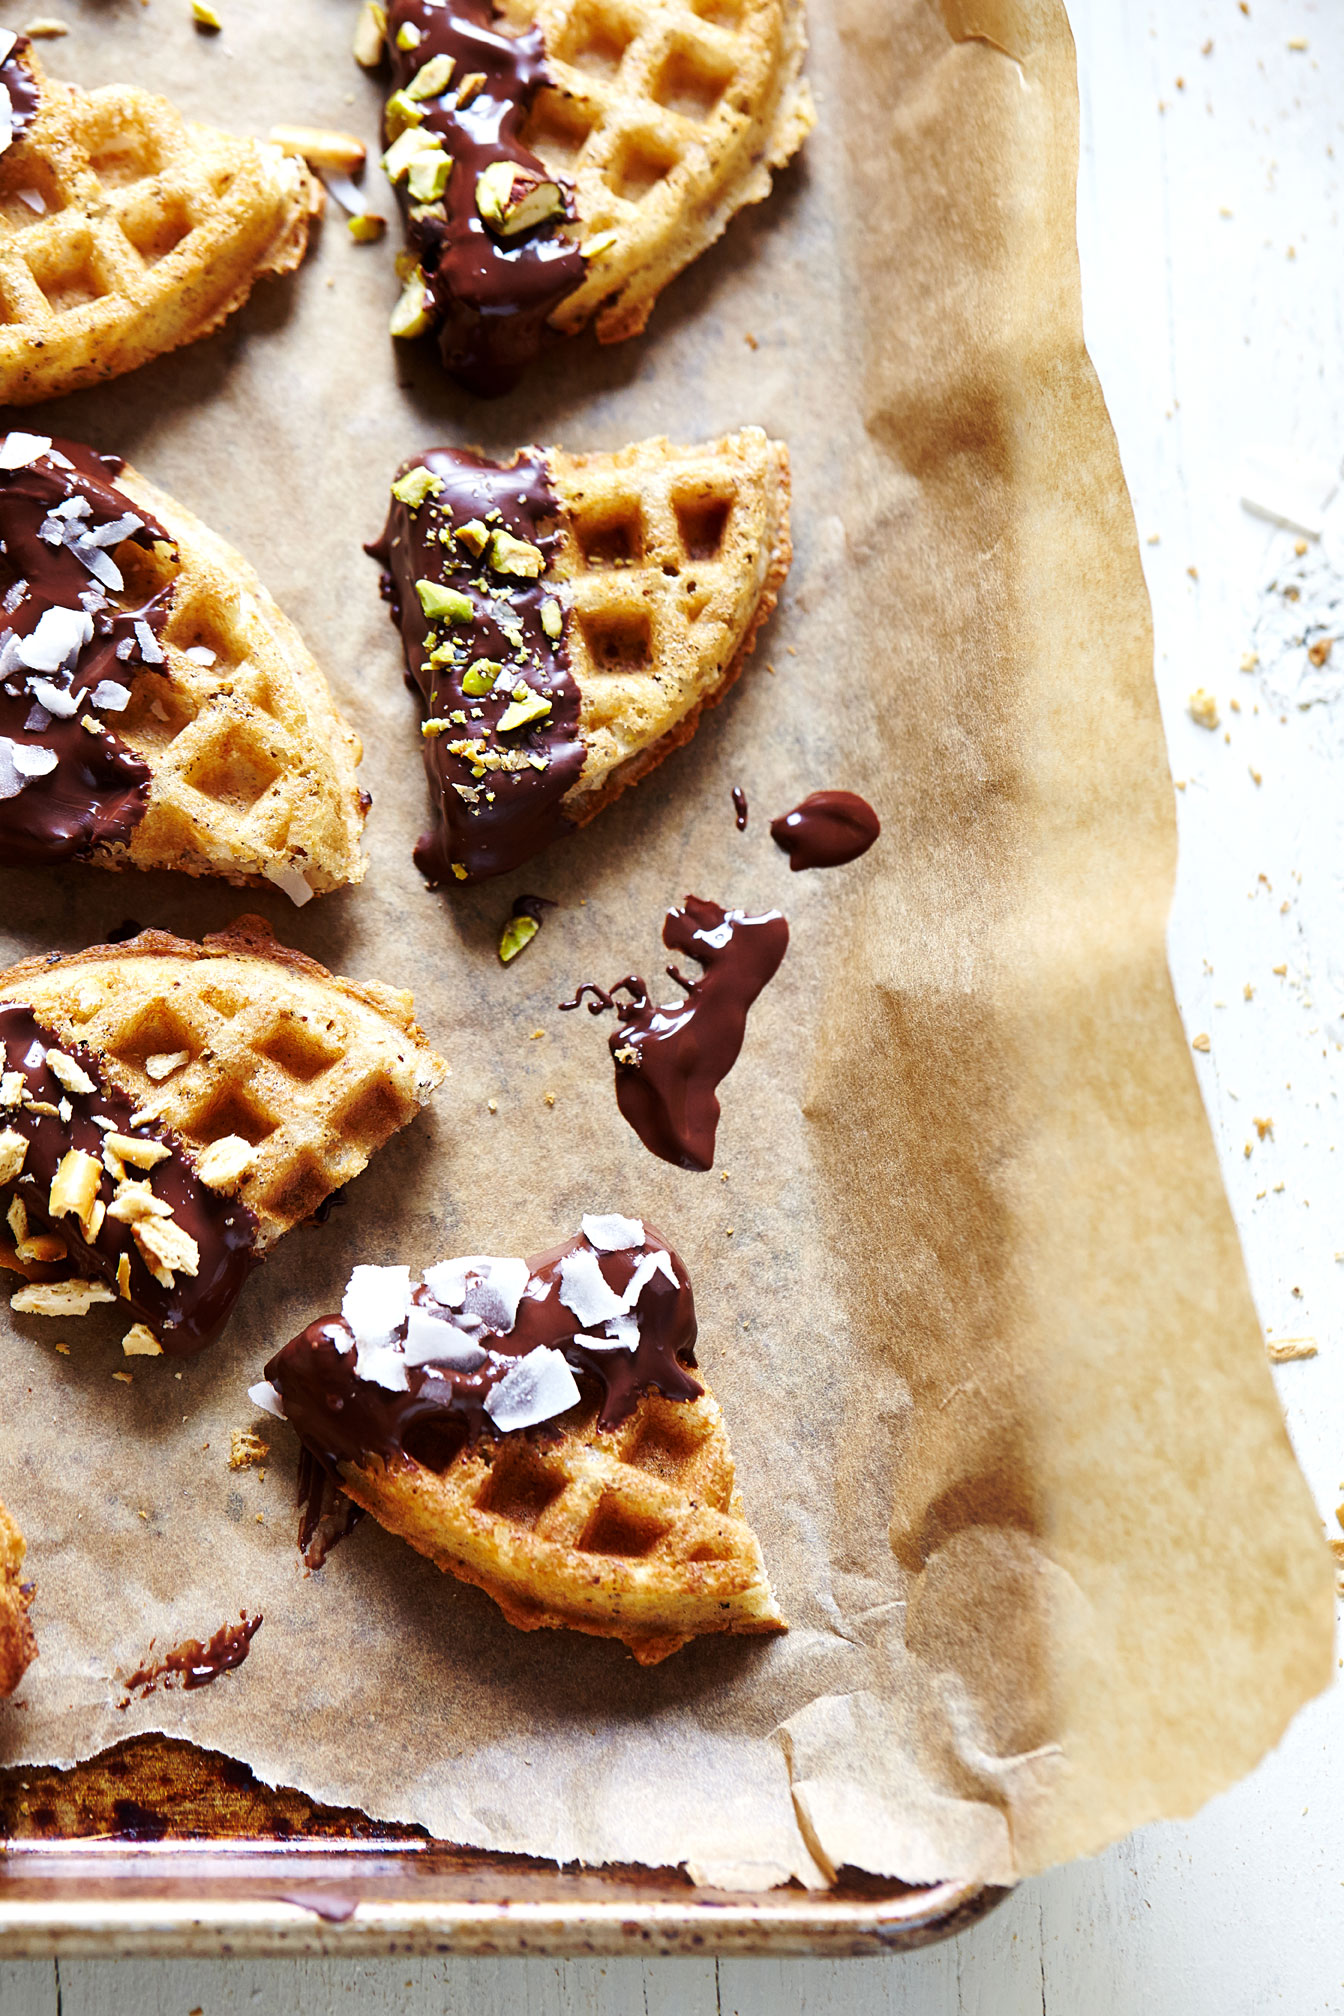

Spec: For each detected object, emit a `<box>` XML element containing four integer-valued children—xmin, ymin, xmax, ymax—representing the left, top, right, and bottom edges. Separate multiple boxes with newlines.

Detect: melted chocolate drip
<box><xmin>385</xmin><ymin>0</ymin><xmax>586</xmax><ymax>395</ymax></box>
<box><xmin>0</xmin><ymin>1004</ymin><xmax>259</xmax><ymax>1355</ymax></box>
<box><xmin>1</xmin><ymin>37</ymin><xmax>39</xmax><ymax>141</ymax></box>
<box><xmin>296</xmin><ymin>1444</ymin><xmax>364</xmax><ymax>1568</ymax></box>
<box><xmin>0</xmin><ymin>436</ymin><xmax>174</xmax><ymax>866</ymax></box>
<box><xmin>771</xmin><ymin>790</ymin><xmax>881</xmax><ymax>870</ymax></box>
<box><xmin>732</xmin><ymin>785</ymin><xmax>748</xmax><ymax>831</ymax></box>
<box><xmin>265</xmin><ymin>1227</ymin><xmax>702</xmax><ymax>1479</ymax></box>
<box><xmin>369</xmin><ymin>447</ymin><xmax>583</xmax><ymax>884</ymax></box>
<box><xmin>120</xmin><ymin>1612</ymin><xmax>262</xmax><ymax>1701</ymax></box>
<box><xmin>560</xmin><ymin>898</ymin><xmax>789</xmax><ymax>1171</ymax></box>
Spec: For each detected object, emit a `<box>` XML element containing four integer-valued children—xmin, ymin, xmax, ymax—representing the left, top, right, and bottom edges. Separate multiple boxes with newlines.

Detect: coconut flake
<box><xmin>22</xmin><ymin>1039</ymin><xmax>44</xmax><ymax>1069</ymax></box>
<box><xmin>263</xmin><ymin>862</ymin><xmax>315</xmax><ymax>908</ymax></box>
<box><xmin>0</xmin><ymin>32</ymin><xmax>18</xmax><ymax>65</ymax></box>
<box><xmin>27</xmin><ymin>676</ymin><xmax>78</xmax><ymax>718</ymax></box>
<box><xmin>485</xmin><ymin>1344</ymin><xmax>581</xmax><ymax>1432</ymax></box>
<box><xmin>341</xmin><ymin>1262</ymin><xmax>412</xmax><ymax>1351</ymax></box>
<box><xmin>580</xmin><ymin>1212</ymin><xmax>645</xmax><ymax>1253</ymax></box>
<box><xmin>248</xmin><ymin>1379</ymin><xmax>287</xmax><ymax>1420</ymax></box>
<box><xmin>81</xmin><ymin>513</ymin><xmax>142</xmax><ymax>549</ymax></box>
<box><xmin>352</xmin><ymin>1343</ymin><xmax>411</xmax><ymax>1393</ymax></box>
<box><xmin>90</xmin><ymin>679</ymin><xmax>131</xmax><ymax>712</ymax></box>
<box><xmin>13</xmin><ymin>743</ymin><xmax>57</xmax><ymax>779</ymax></box>
<box><xmin>424</xmin><ymin>1254</ymin><xmax>529</xmax><ymax>1332</ymax></box>
<box><xmin>557</xmin><ymin>1245</ymin><xmax>626</xmax><ymax>1327</ymax></box>
<box><xmin>403</xmin><ymin>1302</ymin><xmax>489</xmax><ymax>1372</ymax></box>
<box><xmin>16</xmin><ymin>605</ymin><xmax>91</xmax><ymax>672</ymax></box>
<box><xmin>17</xmin><ymin>187</ymin><xmax>44</xmax><ymax>214</ymax></box>
<box><xmin>185</xmin><ymin>645</ymin><xmax>217</xmax><ymax>666</ymax></box>
<box><xmin>619</xmin><ymin>1247</ymin><xmax>679</xmax><ymax>1310</ymax></box>
<box><xmin>134</xmin><ymin>619</ymin><xmax>165</xmax><ymax>665</ymax></box>
<box><xmin>0</xmin><ymin>431</ymin><xmax>50</xmax><ymax>471</ymax></box>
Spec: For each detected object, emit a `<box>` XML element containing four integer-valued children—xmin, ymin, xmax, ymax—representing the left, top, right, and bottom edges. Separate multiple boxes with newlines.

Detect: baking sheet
<box><xmin>0</xmin><ymin>0</ymin><xmax>1332</xmax><ymax>1890</ymax></box>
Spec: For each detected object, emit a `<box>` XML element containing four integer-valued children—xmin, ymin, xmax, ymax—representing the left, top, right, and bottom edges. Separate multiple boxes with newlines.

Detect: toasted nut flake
<box><xmin>105</xmin><ymin>1133</ymin><xmax>170</xmax><ymax>1171</ymax></box>
<box><xmin>12</xmin><ymin>1277</ymin><xmax>115</xmax><ymax>1316</ymax></box>
<box><xmin>112</xmin><ymin>1370</ymin><xmax>133</xmax><ymax>1385</ymax></box>
<box><xmin>195</xmin><ymin>1134</ymin><xmax>256</xmax><ymax>1193</ymax></box>
<box><xmin>133</xmin><ymin>1215</ymin><xmax>200</xmax><ymax>1286</ymax></box>
<box><xmin>349</xmin><ymin>212</ymin><xmax>387</xmax><ymax>242</ymax></box>
<box><xmin>127</xmin><ymin>1098</ymin><xmax>167</xmax><ymax>1129</ymax></box>
<box><xmin>352</xmin><ymin>0</ymin><xmax>386</xmax><ymax>66</ymax></box>
<box><xmin>456</xmin><ymin>70</ymin><xmax>486</xmax><ymax>106</ymax></box>
<box><xmin>230</xmin><ymin>1429</ymin><xmax>269</xmax><ymax>1470</ymax></box>
<box><xmin>1191</xmin><ymin>1032</ymin><xmax>1211</xmax><ymax>1053</ymax></box>
<box><xmin>106</xmin><ymin>1186</ymin><xmax>173</xmax><ymax>1224</ymax></box>
<box><xmin>49</xmin><ymin>1149</ymin><xmax>102</xmax><ymax>1235</ymax></box>
<box><xmin>0</xmin><ymin>1128</ymin><xmax>26</xmax><ymax>1184</ymax></box>
<box><xmin>17</xmin><ymin>1233</ymin><xmax>65</xmax><ymax>1263</ymax></box>
<box><xmin>122</xmin><ymin>1323</ymin><xmax>163</xmax><ymax>1358</ymax></box>
<box><xmin>0</xmin><ymin>1070</ymin><xmax>23</xmax><ymax>1106</ymax></box>
<box><xmin>1189</xmin><ymin>689</ymin><xmax>1219</xmax><ymax>730</ymax></box>
<box><xmin>5</xmin><ymin>1194</ymin><xmax>26</xmax><ymax>1244</ymax></box>
<box><xmin>23</xmin><ymin>18</ymin><xmax>70</xmax><ymax>35</ymax></box>
<box><xmin>192</xmin><ymin>0</ymin><xmax>223</xmax><ymax>27</ymax></box>
<box><xmin>1267</xmin><ymin>1337</ymin><xmax>1317</xmax><ymax>1362</ymax></box>
<box><xmin>116</xmin><ymin>1252</ymin><xmax>131</xmax><ymax>1300</ymax></box>
<box><xmin>24</xmin><ymin>1099</ymin><xmax>58</xmax><ymax>1117</ymax></box>
<box><xmin>102</xmin><ymin>1143</ymin><xmax>126</xmax><ymax>1183</ymax></box>
<box><xmin>144</xmin><ymin>1049</ymin><xmax>190</xmax><ymax>1083</ymax></box>
<box><xmin>269</xmin><ymin>124</ymin><xmax>367</xmax><ymax>175</ymax></box>
<box><xmin>45</xmin><ymin>1049</ymin><xmax>96</xmax><ymax>1097</ymax></box>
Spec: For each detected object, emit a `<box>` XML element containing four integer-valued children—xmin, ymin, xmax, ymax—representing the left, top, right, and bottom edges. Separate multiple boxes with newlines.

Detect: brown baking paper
<box><xmin>0</xmin><ymin>0</ymin><xmax>1332</xmax><ymax>1891</ymax></box>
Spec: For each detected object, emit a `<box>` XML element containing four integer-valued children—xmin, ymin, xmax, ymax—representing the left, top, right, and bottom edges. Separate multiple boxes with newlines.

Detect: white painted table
<box><xmin>4</xmin><ymin>0</ymin><xmax>1343</xmax><ymax>2006</ymax></box>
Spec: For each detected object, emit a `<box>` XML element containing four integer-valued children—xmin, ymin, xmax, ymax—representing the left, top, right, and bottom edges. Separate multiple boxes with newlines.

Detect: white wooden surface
<box><xmin>6</xmin><ymin>0</ymin><xmax>1344</xmax><ymax>2006</ymax></box>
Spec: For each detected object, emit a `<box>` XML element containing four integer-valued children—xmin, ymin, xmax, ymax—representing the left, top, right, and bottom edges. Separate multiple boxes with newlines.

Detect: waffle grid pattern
<box><xmin>0</xmin><ymin>59</ymin><xmax>319</xmax><ymax>403</ymax></box>
<box><xmin>5</xmin><ymin>931</ymin><xmax>447</xmax><ymax>1250</ymax></box>
<box><xmin>546</xmin><ymin>429</ymin><xmax>791</xmax><ymax>820</ymax></box>
<box><xmin>501</xmin><ymin>0</ymin><xmax>812</xmax><ymax>340</ymax></box>
<box><xmin>351</xmin><ymin>1390</ymin><xmax>783</xmax><ymax>1663</ymax></box>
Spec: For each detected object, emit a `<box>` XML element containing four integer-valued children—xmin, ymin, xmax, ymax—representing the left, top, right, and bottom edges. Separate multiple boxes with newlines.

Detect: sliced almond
<box><xmin>49</xmin><ymin>1148</ymin><xmax>103</xmax><ymax>1236</ymax></box>
<box><xmin>6</xmin><ymin>1193</ymin><xmax>27</xmax><ymax>1243</ymax></box>
<box><xmin>105</xmin><ymin>1133</ymin><xmax>171</xmax><ymax>1171</ymax></box>
<box><xmin>115</xmin><ymin>1251</ymin><xmax>131</xmax><ymax>1300</ymax></box>
<box><xmin>144</xmin><ymin>1050</ymin><xmax>190</xmax><ymax>1083</ymax></box>
<box><xmin>122</xmin><ymin>1323</ymin><xmax>163</xmax><ymax>1358</ymax></box>
<box><xmin>194</xmin><ymin>1134</ymin><xmax>257</xmax><ymax>1193</ymax></box>
<box><xmin>0</xmin><ymin>1070</ymin><xmax>23</xmax><ymax>1106</ymax></box>
<box><xmin>45</xmin><ymin>1049</ymin><xmax>97</xmax><ymax>1097</ymax></box>
<box><xmin>106</xmin><ymin>1185</ymin><xmax>173</xmax><ymax>1224</ymax></box>
<box><xmin>133</xmin><ymin>1214</ymin><xmax>200</xmax><ymax>1285</ymax></box>
<box><xmin>12</xmin><ymin>1277</ymin><xmax>115</xmax><ymax>1316</ymax></box>
<box><xmin>0</xmin><ymin>1128</ymin><xmax>27</xmax><ymax>1184</ymax></box>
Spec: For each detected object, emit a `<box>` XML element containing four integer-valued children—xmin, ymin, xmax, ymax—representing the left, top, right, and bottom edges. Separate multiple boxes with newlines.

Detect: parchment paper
<box><xmin>0</xmin><ymin>0</ymin><xmax>1332</xmax><ymax>1890</ymax></box>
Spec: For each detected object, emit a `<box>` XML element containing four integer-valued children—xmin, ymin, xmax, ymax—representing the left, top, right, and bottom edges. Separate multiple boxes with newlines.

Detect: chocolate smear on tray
<box><xmin>560</xmin><ymin>897</ymin><xmax>789</xmax><ymax>1171</ymax></box>
<box><xmin>384</xmin><ymin>0</ymin><xmax>586</xmax><ymax>395</ymax></box>
<box><xmin>0</xmin><ymin>34</ymin><xmax>39</xmax><ymax>144</ymax></box>
<box><xmin>0</xmin><ymin>431</ymin><xmax>175</xmax><ymax>866</ymax></box>
<box><xmin>0</xmin><ymin>1003</ymin><xmax>259</xmax><ymax>1355</ymax></box>
<box><xmin>770</xmin><ymin>790</ymin><xmax>880</xmax><ymax>870</ymax></box>
<box><xmin>259</xmin><ymin>1222</ymin><xmax>702</xmax><ymax>1486</ymax></box>
<box><xmin>119</xmin><ymin>1612</ymin><xmax>262</xmax><ymax>1703</ymax></box>
<box><xmin>369</xmin><ymin>447</ymin><xmax>583</xmax><ymax>884</ymax></box>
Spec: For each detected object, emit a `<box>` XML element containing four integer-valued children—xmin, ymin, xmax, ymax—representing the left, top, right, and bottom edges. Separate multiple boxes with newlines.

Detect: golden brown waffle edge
<box><xmin>0</xmin><ymin>1495</ymin><xmax>36</xmax><ymax>1699</ymax></box>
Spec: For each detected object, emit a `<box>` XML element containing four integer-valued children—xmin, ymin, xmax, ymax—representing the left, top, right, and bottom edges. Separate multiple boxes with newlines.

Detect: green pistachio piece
<box><xmin>395</xmin><ymin>20</ymin><xmax>421</xmax><ymax>49</ymax></box>
<box><xmin>456</xmin><ymin>518</ymin><xmax>490</xmax><ymax>557</ymax></box>
<box><xmin>462</xmin><ymin>658</ymin><xmax>502</xmax><ymax>696</ymax></box>
<box><xmin>406</xmin><ymin>147</ymin><xmax>452</xmax><ymax>203</ymax></box>
<box><xmin>391</xmin><ymin>466</ymin><xmax>442</xmax><ymax>509</ymax></box>
<box><xmin>383</xmin><ymin>123</ymin><xmax>438</xmax><ymax>181</ymax></box>
<box><xmin>348</xmin><ymin>212</ymin><xmax>387</xmax><ymax>243</ymax></box>
<box><xmin>539</xmin><ymin>596</ymin><xmax>563</xmax><ymax>640</ymax></box>
<box><xmin>388</xmin><ymin>273</ymin><xmax>433</xmax><ymax>338</ymax></box>
<box><xmin>498</xmin><ymin>912</ymin><xmax>540</xmax><ymax>964</ymax></box>
<box><xmin>406</xmin><ymin>52</ymin><xmax>455</xmax><ymax>99</ymax></box>
<box><xmin>497</xmin><ymin>690</ymin><xmax>552</xmax><ymax>733</ymax></box>
<box><xmin>488</xmin><ymin>529</ymin><xmax>545</xmax><ymax>578</ymax></box>
<box><xmin>579</xmin><ymin>229</ymin><xmax>618</xmax><ymax>259</ymax></box>
<box><xmin>475</xmin><ymin>158</ymin><xmax>566</xmax><ymax>236</ymax></box>
<box><xmin>384</xmin><ymin>89</ymin><xmax>425</xmax><ymax>139</ymax></box>
<box><xmin>416</xmin><ymin>580</ymin><xmax>473</xmax><ymax>621</ymax></box>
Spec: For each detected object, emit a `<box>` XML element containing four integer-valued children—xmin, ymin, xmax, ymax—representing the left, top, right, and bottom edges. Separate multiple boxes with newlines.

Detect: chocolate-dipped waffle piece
<box><xmin>0</xmin><ymin>1494</ymin><xmax>36</xmax><ymax>1698</ymax></box>
<box><xmin>0</xmin><ymin>431</ymin><xmax>367</xmax><ymax>896</ymax></box>
<box><xmin>255</xmin><ymin>1215</ymin><xmax>783</xmax><ymax>1664</ymax></box>
<box><xmin>0</xmin><ymin>37</ymin><xmax>321</xmax><ymax>405</ymax></box>
<box><xmin>375</xmin><ymin>0</ymin><xmax>813</xmax><ymax>393</ymax></box>
<box><xmin>369</xmin><ymin>428</ymin><xmax>791</xmax><ymax>885</ymax></box>
<box><xmin>0</xmin><ymin>919</ymin><xmax>447</xmax><ymax>1357</ymax></box>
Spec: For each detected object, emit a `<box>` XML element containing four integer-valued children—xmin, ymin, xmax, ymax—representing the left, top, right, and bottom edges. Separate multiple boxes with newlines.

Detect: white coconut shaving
<box><xmin>580</xmin><ymin>1213</ymin><xmax>645</xmax><ymax>1252</ymax></box>
<box><xmin>423</xmin><ymin>1254</ymin><xmax>529</xmax><ymax>1333</ymax></box>
<box><xmin>619</xmin><ymin>1247</ymin><xmax>679</xmax><ymax>1307</ymax></box>
<box><xmin>484</xmin><ymin>1345</ymin><xmax>581</xmax><ymax>1433</ymax></box>
<box><xmin>17</xmin><ymin>605</ymin><xmax>91</xmax><ymax>673</ymax></box>
<box><xmin>263</xmin><ymin>862</ymin><xmax>315</xmax><ymax>908</ymax></box>
<box><xmin>342</xmin><ymin>1263</ymin><xmax>412</xmax><ymax>1353</ymax></box>
<box><xmin>134</xmin><ymin>619</ymin><xmax>164</xmax><ymax>665</ymax></box>
<box><xmin>403</xmin><ymin>1302</ymin><xmax>488</xmax><ymax>1372</ymax></box>
<box><xmin>27</xmin><ymin>676</ymin><xmax>79</xmax><ymax>718</ymax></box>
<box><xmin>557</xmin><ymin>1245</ymin><xmax>628</xmax><ymax>1327</ymax></box>
<box><xmin>0</xmin><ymin>430</ymin><xmax>50</xmax><ymax>470</ymax></box>
<box><xmin>0</xmin><ymin>737</ymin><xmax>56</xmax><ymax>798</ymax></box>
<box><xmin>247</xmin><ymin>1379</ymin><xmax>287</xmax><ymax>1420</ymax></box>
<box><xmin>90</xmin><ymin>679</ymin><xmax>131</xmax><ymax>713</ymax></box>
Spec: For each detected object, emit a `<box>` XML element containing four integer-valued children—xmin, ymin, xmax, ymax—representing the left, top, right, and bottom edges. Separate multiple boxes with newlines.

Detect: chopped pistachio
<box><xmin>475</xmin><ymin>158</ymin><xmax>565</xmax><ymax>236</ymax></box>
<box><xmin>393</xmin><ymin>466</ymin><xmax>443</xmax><ymax>510</ymax></box>
<box><xmin>348</xmin><ymin>211</ymin><xmax>388</xmax><ymax>243</ymax></box>
<box><xmin>498</xmin><ymin>912</ymin><xmax>540</xmax><ymax>964</ymax></box>
<box><xmin>383</xmin><ymin>124</ymin><xmax>437</xmax><ymax>184</ymax></box>
<box><xmin>416</xmin><ymin>579</ymin><xmax>473</xmax><ymax>621</ymax></box>
<box><xmin>352</xmin><ymin>0</ymin><xmax>387</xmax><ymax>66</ymax></box>
<box><xmin>497</xmin><ymin>690</ymin><xmax>552</xmax><ymax>733</ymax></box>
<box><xmin>488</xmin><ymin>529</ymin><xmax>545</xmax><ymax>577</ymax></box>
<box><xmin>539</xmin><ymin>596</ymin><xmax>563</xmax><ymax>640</ymax></box>
<box><xmin>580</xmin><ymin>229</ymin><xmax>619</xmax><ymax>259</ymax></box>
<box><xmin>409</xmin><ymin>201</ymin><xmax>448</xmax><ymax>224</ymax></box>
<box><xmin>192</xmin><ymin>1</ymin><xmax>223</xmax><ymax>29</ymax></box>
<box><xmin>463</xmin><ymin>658</ymin><xmax>503</xmax><ymax>696</ymax></box>
<box><xmin>406</xmin><ymin>147</ymin><xmax>452</xmax><ymax>203</ymax></box>
<box><xmin>384</xmin><ymin>89</ymin><xmax>426</xmax><ymax>141</ymax></box>
<box><xmin>394</xmin><ymin>18</ymin><xmax>421</xmax><ymax>49</ymax></box>
<box><xmin>456</xmin><ymin>518</ymin><xmax>490</xmax><ymax>557</ymax></box>
<box><xmin>406</xmin><ymin>52</ymin><xmax>454</xmax><ymax>100</ymax></box>
<box><xmin>389</xmin><ymin>271</ymin><xmax>434</xmax><ymax>338</ymax></box>
<box><xmin>456</xmin><ymin>70</ymin><xmax>486</xmax><ymax>107</ymax></box>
